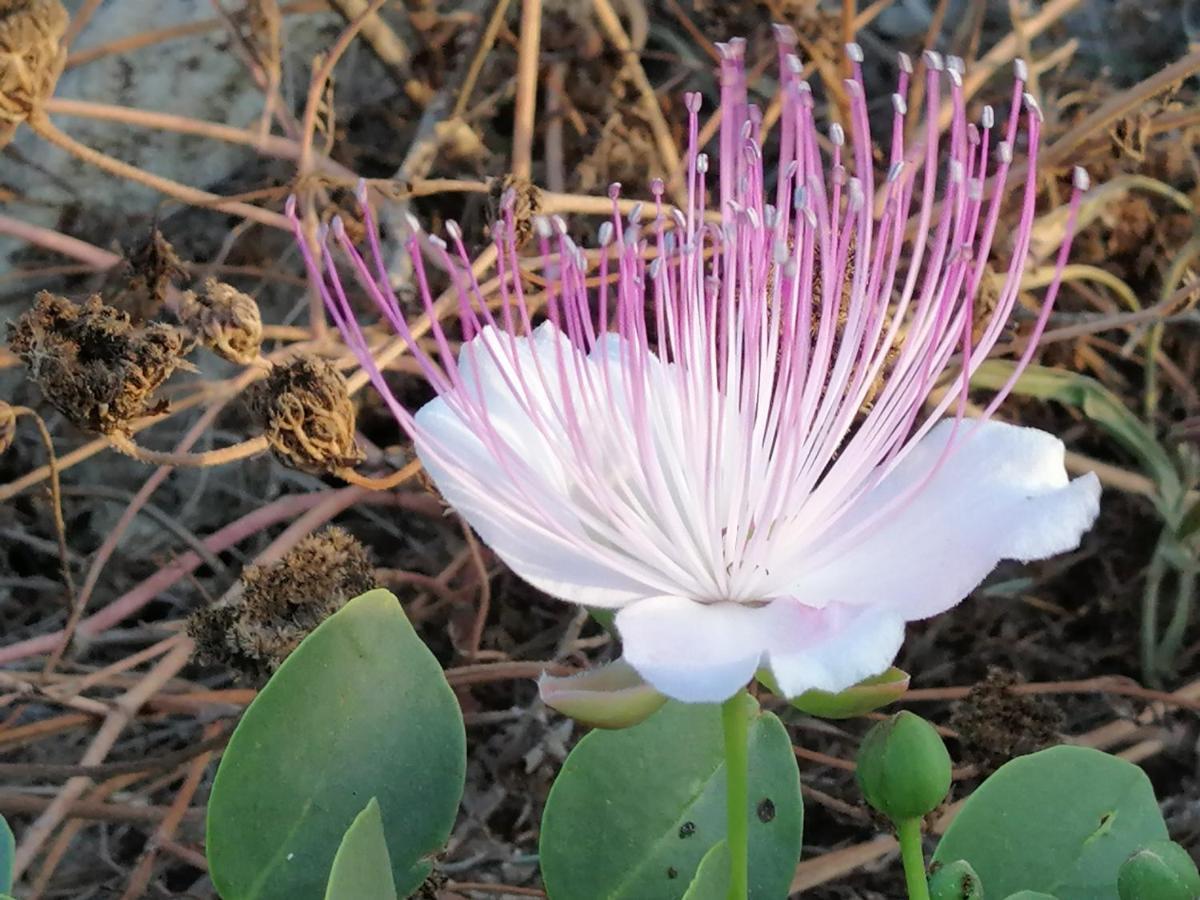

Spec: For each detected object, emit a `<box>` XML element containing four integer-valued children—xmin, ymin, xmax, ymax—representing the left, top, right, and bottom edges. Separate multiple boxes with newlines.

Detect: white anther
<box><xmin>893</xmin><ymin>93</ymin><xmax>908</xmax><ymax>116</ymax></box>
<box><xmin>898</xmin><ymin>52</ymin><xmax>913</xmax><ymax>74</ymax></box>
<box><xmin>1014</xmin><ymin>58</ymin><xmax>1028</xmax><ymax>82</ymax></box>
<box><xmin>998</xmin><ymin>141</ymin><xmax>1013</xmax><ymax>164</ymax></box>
<box><xmin>403</xmin><ymin>211</ymin><xmax>422</xmax><ymax>233</ymax></box>
<box><xmin>445</xmin><ymin>220</ymin><xmax>462</xmax><ymax>241</ymax></box>
<box><xmin>982</xmin><ymin>105</ymin><xmax>994</xmax><ymax>129</ymax></box>
<box><xmin>598</xmin><ymin>222</ymin><xmax>614</xmax><ymax>246</ymax></box>
<box><xmin>845</xmin><ymin>42</ymin><xmax>864</xmax><ymax>63</ymax></box>
<box><xmin>697</xmin><ymin>153</ymin><xmax>710</xmax><ymax>173</ymax></box>
<box><xmin>1023</xmin><ymin>92</ymin><xmax>1043</xmax><ymax>121</ymax></box>
<box><xmin>429</xmin><ymin>235</ymin><xmax>447</xmax><ymax>250</ymax></box>
<box><xmin>1073</xmin><ymin>166</ymin><xmax>1091</xmax><ymax>191</ymax></box>
<box><xmin>533</xmin><ymin>216</ymin><xmax>552</xmax><ymax>239</ymax></box>
<box><xmin>923</xmin><ymin>50</ymin><xmax>944</xmax><ymax>71</ymax></box>
<box><xmin>830</xmin><ymin>123</ymin><xmax>845</xmax><ymax>146</ymax></box>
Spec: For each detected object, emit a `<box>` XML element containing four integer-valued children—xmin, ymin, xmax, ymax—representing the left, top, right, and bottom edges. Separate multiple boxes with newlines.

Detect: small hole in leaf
<box><xmin>667</xmin><ymin>866</ymin><xmax>679</xmax><ymax>880</ymax></box>
<box><xmin>679</xmin><ymin>821</ymin><xmax>696</xmax><ymax>838</ymax></box>
<box><xmin>757</xmin><ymin>798</ymin><xmax>776</xmax><ymax>823</ymax></box>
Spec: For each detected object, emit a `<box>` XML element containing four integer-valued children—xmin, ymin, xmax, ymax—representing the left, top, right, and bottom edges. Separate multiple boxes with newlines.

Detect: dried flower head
<box><xmin>489</xmin><ymin>173</ymin><xmax>541</xmax><ymax>247</ymax></box>
<box><xmin>296</xmin><ymin>36</ymin><xmax>1101</xmax><ymax>704</ymax></box>
<box><xmin>178</xmin><ymin>279</ymin><xmax>263</xmax><ymax>365</ymax></box>
<box><xmin>118</xmin><ymin>228</ymin><xmax>188</xmax><ymax>318</ymax></box>
<box><xmin>0</xmin><ymin>0</ymin><xmax>67</xmax><ymax>148</ymax></box>
<box><xmin>950</xmin><ymin>668</ymin><xmax>1063</xmax><ymax>774</ymax></box>
<box><xmin>189</xmin><ymin>526</ymin><xmax>375</xmax><ymax>682</ymax></box>
<box><xmin>8</xmin><ymin>292</ymin><xmax>190</xmax><ymax>434</ymax></box>
<box><xmin>248</xmin><ymin>354</ymin><xmax>363</xmax><ymax>472</ymax></box>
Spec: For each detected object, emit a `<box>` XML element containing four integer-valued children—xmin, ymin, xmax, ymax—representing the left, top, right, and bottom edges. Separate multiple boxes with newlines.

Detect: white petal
<box><xmin>415</xmin><ymin>397</ymin><xmax>654</xmax><ymax>608</ymax></box>
<box><xmin>765</xmin><ymin>605</ymin><xmax>906</xmax><ymax>696</ymax></box>
<box><xmin>616</xmin><ymin>596</ymin><xmax>766</xmax><ymax>702</ymax></box>
<box><xmin>788</xmin><ymin>419</ymin><xmax>1101</xmax><ymax>619</ymax></box>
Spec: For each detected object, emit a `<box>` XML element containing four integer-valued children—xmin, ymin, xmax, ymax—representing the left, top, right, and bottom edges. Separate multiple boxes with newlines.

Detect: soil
<box><xmin>1</xmin><ymin>1</ymin><xmax>1198</xmax><ymax>898</ymax></box>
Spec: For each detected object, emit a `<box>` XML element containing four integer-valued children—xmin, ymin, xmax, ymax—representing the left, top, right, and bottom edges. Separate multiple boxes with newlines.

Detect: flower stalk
<box><xmin>897</xmin><ymin>818</ymin><xmax>931</xmax><ymax>900</ymax></box>
<box><xmin>721</xmin><ymin>691</ymin><xmax>753</xmax><ymax>900</ymax></box>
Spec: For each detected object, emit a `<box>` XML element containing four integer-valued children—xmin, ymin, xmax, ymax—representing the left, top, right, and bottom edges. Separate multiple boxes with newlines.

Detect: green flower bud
<box><xmin>1118</xmin><ymin>840</ymin><xmax>1200</xmax><ymax>900</ymax></box>
<box><xmin>929</xmin><ymin>859</ymin><xmax>984</xmax><ymax>900</ymax></box>
<box><xmin>856</xmin><ymin>711</ymin><xmax>951</xmax><ymax>822</ymax></box>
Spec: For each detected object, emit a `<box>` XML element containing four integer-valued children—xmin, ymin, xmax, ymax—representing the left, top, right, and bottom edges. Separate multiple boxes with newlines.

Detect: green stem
<box><xmin>721</xmin><ymin>691</ymin><xmax>751</xmax><ymax>900</ymax></box>
<box><xmin>1158</xmin><ymin>566</ymin><xmax>1196</xmax><ymax>673</ymax></box>
<box><xmin>1141</xmin><ymin>546</ymin><xmax>1168</xmax><ymax>687</ymax></box>
<box><xmin>896</xmin><ymin>818</ymin><xmax>931</xmax><ymax>900</ymax></box>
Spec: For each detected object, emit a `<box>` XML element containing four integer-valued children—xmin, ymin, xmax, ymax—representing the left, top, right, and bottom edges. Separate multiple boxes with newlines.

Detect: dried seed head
<box><xmin>189</xmin><ymin>526</ymin><xmax>375</xmax><ymax>683</ymax></box>
<box><xmin>0</xmin><ymin>0</ymin><xmax>68</xmax><ymax>148</ymax></box>
<box><xmin>120</xmin><ymin>228</ymin><xmax>188</xmax><ymax>319</ymax></box>
<box><xmin>248</xmin><ymin>354</ymin><xmax>364</xmax><ymax>472</ymax></box>
<box><xmin>7</xmin><ymin>292</ymin><xmax>190</xmax><ymax>434</ymax></box>
<box><xmin>0</xmin><ymin>400</ymin><xmax>15</xmax><ymax>454</ymax></box>
<box><xmin>178</xmin><ymin>279</ymin><xmax>262</xmax><ymax>365</ymax></box>
<box><xmin>488</xmin><ymin>173</ymin><xmax>542</xmax><ymax>248</ymax></box>
<box><xmin>950</xmin><ymin>668</ymin><xmax>1063</xmax><ymax>775</ymax></box>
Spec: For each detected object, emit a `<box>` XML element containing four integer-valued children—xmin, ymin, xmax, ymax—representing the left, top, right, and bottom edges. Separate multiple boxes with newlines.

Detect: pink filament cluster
<box><xmin>291</xmin><ymin>29</ymin><xmax>1085</xmax><ymax>606</ymax></box>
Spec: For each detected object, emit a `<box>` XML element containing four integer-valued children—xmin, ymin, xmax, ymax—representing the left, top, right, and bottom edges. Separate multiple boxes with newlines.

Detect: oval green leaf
<box><xmin>207</xmin><ymin>589</ymin><xmax>465</xmax><ymax>900</ymax></box>
<box><xmin>934</xmin><ymin>746</ymin><xmax>1168</xmax><ymax>899</ymax></box>
<box><xmin>540</xmin><ymin>699</ymin><xmax>802</xmax><ymax>899</ymax></box>
<box><xmin>325</xmin><ymin>798</ymin><xmax>397</xmax><ymax>900</ymax></box>
<box><xmin>681</xmin><ymin>841</ymin><xmax>728</xmax><ymax>900</ymax></box>
<box><xmin>0</xmin><ymin>813</ymin><xmax>12</xmax><ymax>894</ymax></box>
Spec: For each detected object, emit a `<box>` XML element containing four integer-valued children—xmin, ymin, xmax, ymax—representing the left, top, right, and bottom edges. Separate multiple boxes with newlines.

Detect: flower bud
<box><xmin>928</xmin><ymin>859</ymin><xmax>983</xmax><ymax>900</ymax></box>
<box><xmin>855</xmin><ymin>711</ymin><xmax>951</xmax><ymax>822</ymax></box>
<box><xmin>1118</xmin><ymin>840</ymin><xmax>1200</xmax><ymax>900</ymax></box>
<box><xmin>539</xmin><ymin>658</ymin><xmax>667</xmax><ymax>729</ymax></box>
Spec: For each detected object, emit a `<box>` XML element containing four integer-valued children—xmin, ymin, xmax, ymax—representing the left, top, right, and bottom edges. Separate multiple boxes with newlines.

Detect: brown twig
<box><xmin>11</xmin><ymin>638</ymin><xmax>194</xmax><ymax>881</ymax></box>
<box><xmin>592</xmin><ymin>0</ymin><xmax>682</xmax><ymax>197</ymax></box>
<box><xmin>26</xmin><ymin>115</ymin><xmax>289</xmax><ymax>230</ymax></box>
<box><xmin>119</xmin><ymin>724</ymin><xmax>220</xmax><ymax>898</ymax></box>
<box><xmin>511</xmin><ymin>0</ymin><xmax>543</xmax><ymax>181</ymax></box>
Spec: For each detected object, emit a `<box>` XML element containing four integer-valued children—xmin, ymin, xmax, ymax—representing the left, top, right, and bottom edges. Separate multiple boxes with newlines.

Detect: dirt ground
<box><xmin>1</xmin><ymin>0</ymin><xmax>1198</xmax><ymax>897</ymax></box>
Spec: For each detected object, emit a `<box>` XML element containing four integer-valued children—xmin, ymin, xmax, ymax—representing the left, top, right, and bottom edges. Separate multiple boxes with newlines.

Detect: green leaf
<box><xmin>0</xmin><ymin>813</ymin><xmax>12</xmax><ymax>894</ymax></box>
<box><xmin>759</xmin><ymin>667</ymin><xmax>909</xmax><ymax>718</ymax></box>
<box><xmin>934</xmin><ymin>746</ymin><xmax>1168</xmax><ymax>899</ymax></box>
<box><xmin>207</xmin><ymin>589</ymin><xmax>465</xmax><ymax>900</ymax></box>
<box><xmin>971</xmin><ymin>362</ymin><xmax>1182</xmax><ymax>509</ymax></box>
<box><xmin>540</xmin><ymin>699</ymin><xmax>802</xmax><ymax>900</ymax></box>
<box><xmin>325</xmin><ymin>798</ymin><xmax>397</xmax><ymax>900</ymax></box>
<box><xmin>681</xmin><ymin>841</ymin><xmax>728</xmax><ymax>900</ymax></box>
